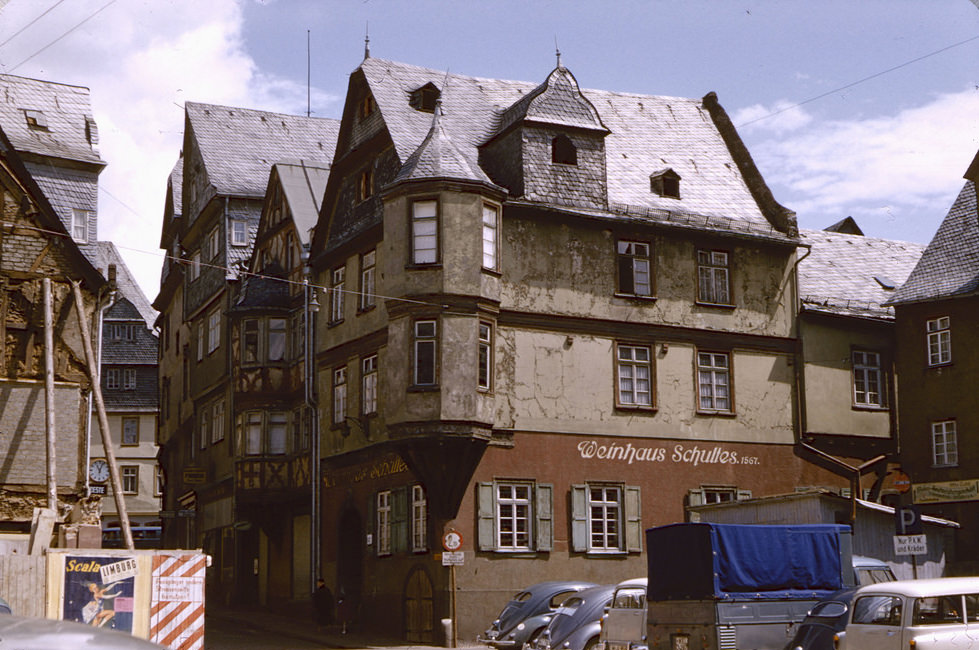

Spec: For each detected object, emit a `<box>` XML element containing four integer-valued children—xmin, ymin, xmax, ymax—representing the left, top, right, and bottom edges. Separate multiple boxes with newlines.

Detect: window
<box><xmin>852</xmin><ymin>595</ymin><xmax>903</xmax><ymax>626</ymax></box>
<box><xmin>155</xmin><ymin>465</ymin><xmax>165</xmax><ymax>497</ymax></box>
<box><xmin>409</xmin><ymin>84</ymin><xmax>440</xmax><ymax>112</ymax></box>
<box><xmin>71</xmin><ymin>209</ymin><xmax>89</xmax><ymax>243</ymax></box>
<box><xmin>243</xmin><ymin>319</ymin><xmax>259</xmax><ymax>364</ymax></box>
<box><xmin>211</xmin><ymin>400</ymin><xmax>224</xmax><ymax>443</ymax></box>
<box><xmin>360</xmin><ymin>250</ymin><xmax>376</xmax><ymax>311</ymax></box>
<box><xmin>362</xmin><ymin>354</ymin><xmax>378</xmax><ymax>414</ymax></box>
<box><xmin>478</xmin><ymin>322</ymin><xmax>492</xmax><ymax>390</ymax></box>
<box><xmin>24</xmin><ymin>109</ymin><xmax>48</xmax><ymax>130</ymax></box>
<box><xmin>267</xmin><ymin>318</ymin><xmax>286</xmax><ymax>362</ymax></box>
<box><xmin>377</xmin><ymin>490</ymin><xmax>392</xmax><ymax>556</ymax></box>
<box><xmin>571</xmin><ymin>484</ymin><xmax>642</xmax><ymax>553</ymax></box>
<box><xmin>207</xmin><ymin>310</ymin><xmax>220</xmax><ymax>354</ymax></box>
<box><xmin>122</xmin><ymin>417</ymin><xmax>139</xmax><ymax>445</ymax></box>
<box><xmin>196</xmin><ymin>323</ymin><xmax>203</xmax><ymax>361</ymax></box>
<box><xmin>616</xmin><ymin>344</ymin><xmax>652</xmax><ymax>407</ymax></box>
<box><xmin>477</xmin><ymin>481</ymin><xmax>553</xmax><ymax>553</ymax></box>
<box><xmin>482</xmin><ymin>204</ymin><xmax>499</xmax><ymax>270</ymax></box>
<box><xmin>330</xmin><ymin>266</ymin><xmax>345</xmax><ymax>323</ymax></box>
<box><xmin>411</xmin><ymin>200</ymin><xmax>438</xmax><ymax>264</ymax></box>
<box><xmin>110</xmin><ymin>323</ymin><xmax>134</xmax><ymax>341</ymax></box>
<box><xmin>359</xmin><ymin>95</ymin><xmax>375</xmax><ymax>119</ymax></box>
<box><xmin>617</xmin><ymin>241</ymin><xmax>652</xmax><ymax>296</ymax></box>
<box><xmin>268</xmin><ymin>412</ymin><xmax>287</xmax><ymax>455</ymax></box>
<box><xmin>199</xmin><ymin>409</ymin><xmax>208</xmax><ymax>450</ymax></box>
<box><xmin>650</xmin><ymin>169</ymin><xmax>682</xmax><ymax>199</ymax></box>
<box><xmin>231</xmin><ymin>220</ymin><xmax>248</xmax><ymax>246</ymax></box>
<box><xmin>687</xmin><ymin>486</ymin><xmax>751</xmax><ymax>506</ymax></box>
<box><xmin>333</xmin><ymin>367</ymin><xmax>347</xmax><ymax>426</ymax></box>
<box><xmin>927</xmin><ymin>316</ymin><xmax>951</xmax><ymax>366</ymax></box>
<box><xmin>932</xmin><ymin>420</ymin><xmax>958</xmax><ymax>467</ymax></box>
<box><xmin>190</xmin><ymin>251</ymin><xmax>201</xmax><ymax>281</ymax></box>
<box><xmin>121</xmin><ymin>466</ymin><xmax>139</xmax><ymax>495</ymax></box>
<box><xmin>245</xmin><ymin>412</ymin><xmax>262</xmax><ymax>455</ymax></box>
<box><xmin>697</xmin><ymin>351</ymin><xmax>731</xmax><ymax>413</ymax></box>
<box><xmin>853</xmin><ymin>350</ymin><xmax>885</xmax><ymax>407</ymax></box>
<box><xmin>413</xmin><ymin>320</ymin><xmax>437</xmax><ymax>386</ymax></box>
<box><xmin>697</xmin><ymin>249</ymin><xmax>731</xmax><ymax>305</ymax></box>
<box><xmin>106</xmin><ymin>368</ymin><xmax>120</xmax><ymax>390</ymax></box>
<box><xmin>359</xmin><ymin>168</ymin><xmax>373</xmax><ymax>202</ymax></box>
<box><xmin>123</xmin><ymin>369</ymin><xmax>136</xmax><ymax>390</ymax></box>
<box><xmin>411</xmin><ymin>485</ymin><xmax>427</xmax><ymax>552</ymax></box>
<box><xmin>552</xmin><ymin>135</ymin><xmax>577</xmax><ymax>165</ymax></box>
<box><xmin>207</xmin><ymin>228</ymin><xmax>220</xmax><ymax>260</ymax></box>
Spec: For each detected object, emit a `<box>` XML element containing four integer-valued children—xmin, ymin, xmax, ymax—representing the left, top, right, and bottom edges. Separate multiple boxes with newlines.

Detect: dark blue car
<box><xmin>480</xmin><ymin>581</ymin><xmax>597</xmax><ymax>650</ymax></box>
<box><xmin>783</xmin><ymin>589</ymin><xmax>858</xmax><ymax>650</ymax></box>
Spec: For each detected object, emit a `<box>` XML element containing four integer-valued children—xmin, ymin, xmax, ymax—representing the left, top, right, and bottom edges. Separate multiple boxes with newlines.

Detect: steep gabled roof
<box><xmin>888</xmin><ymin>182</ymin><xmax>979</xmax><ymax>305</ymax></box>
<box><xmin>0</xmin><ymin>74</ymin><xmax>104</xmax><ymax>167</ymax></box>
<box><xmin>359</xmin><ymin>58</ymin><xmax>786</xmax><ymax>236</ymax></box>
<box><xmin>798</xmin><ymin>228</ymin><xmax>924</xmax><ymax>320</ymax></box>
<box><xmin>93</xmin><ymin>241</ymin><xmax>157</xmax><ymax>326</ymax></box>
<box><xmin>275</xmin><ymin>161</ymin><xmax>330</xmax><ymax>247</ymax></box>
<box><xmin>184</xmin><ymin>102</ymin><xmax>340</xmax><ymax>198</ymax></box>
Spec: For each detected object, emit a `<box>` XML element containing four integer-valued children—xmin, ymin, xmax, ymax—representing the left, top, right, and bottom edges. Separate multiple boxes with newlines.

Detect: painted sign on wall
<box><xmin>577</xmin><ymin>440</ymin><xmax>761</xmax><ymax>466</ymax></box>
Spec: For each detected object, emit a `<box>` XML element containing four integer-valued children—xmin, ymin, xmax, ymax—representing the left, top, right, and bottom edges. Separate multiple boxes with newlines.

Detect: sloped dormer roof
<box><xmin>493</xmin><ymin>64</ymin><xmax>608</xmax><ymax>137</ymax></box>
<box><xmin>274</xmin><ymin>161</ymin><xmax>331</xmax><ymax>247</ymax></box>
<box><xmin>888</xmin><ymin>182</ymin><xmax>979</xmax><ymax>305</ymax></box>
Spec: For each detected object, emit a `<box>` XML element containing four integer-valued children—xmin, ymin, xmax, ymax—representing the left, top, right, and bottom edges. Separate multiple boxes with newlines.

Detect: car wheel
<box><xmin>525</xmin><ymin>628</ymin><xmax>545</xmax><ymax>648</ymax></box>
<box><xmin>582</xmin><ymin>637</ymin><xmax>599</xmax><ymax>650</ymax></box>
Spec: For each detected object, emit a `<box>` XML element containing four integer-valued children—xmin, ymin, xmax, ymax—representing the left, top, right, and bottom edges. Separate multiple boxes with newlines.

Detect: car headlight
<box><xmin>517</xmin><ymin>623</ymin><xmax>525</xmax><ymax>631</ymax></box>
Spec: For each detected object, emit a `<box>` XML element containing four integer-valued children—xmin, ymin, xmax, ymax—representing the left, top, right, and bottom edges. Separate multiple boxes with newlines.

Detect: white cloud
<box><xmin>0</xmin><ymin>0</ymin><xmax>334</xmax><ymax>302</ymax></box>
<box><xmin>743</xmin><ymin>89</ymin><xmax>979</xmax><ymax>241</ymax></box>
<box><xmin>733</xmin><ymin>100</ymin><xmax>813</xmax><ymax>134</ymax></box>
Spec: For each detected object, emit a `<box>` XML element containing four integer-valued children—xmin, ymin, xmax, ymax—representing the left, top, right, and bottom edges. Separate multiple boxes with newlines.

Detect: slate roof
<box><xmin>360</xmin><ymin>58</ymin><xmax>784</xmax><ymax>238</ymax></box>
<box><xmin>232</xmin><ymin>269</ymin><xmax>291</xmax><ymax>311</ymax></box>
<box><xmin>185</xmin><ymin>102</ymin><xmax>340</xmax><ymax>198</ymax></box>
<box><xmin>494</xmin><ymin>64</ymin><xmax>608</xmax><ymax>136</ymax></box>
<box><xmin>0</xmin><ymin>74</ymin><xmax>104</xmax><ymax>166</ymax></box>
<box><xmin>798</xmin><ymin>228</ymin><xmax>924</xmax><ymax>320</ymax></box>
<box><xmin>888</xmin><ymin>182</ymin><xmax>979</xmax><ymax>305</ymax></box>
<box><xmin>275</xmin><ymin>162</ymin><xmax>331</xmax><ymax>246</ymax></box>
<box><xmin>93</xmin><ymin>241</ymin><xmax>157</xmax><ymax>326</ymax></box>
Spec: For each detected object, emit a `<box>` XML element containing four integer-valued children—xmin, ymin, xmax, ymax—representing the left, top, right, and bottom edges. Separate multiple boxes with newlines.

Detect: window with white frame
<box><xmin>123</xmin><ymin>368</ymin><xmax>136</xmax><ymax>390</ymax></box>
<box><xmin>617</xmin><ymin>241</ymin><xmax>652</xmax><ymax>296</ymax></box>
<box><xmin>476</xmin><ymin>481</ymin><xmax>553</xmax><ymax>553</ymax></box>
<box><xmin>207</xmin><ymin>310</ymin><xmax>220</xmax><ymax>354</ymax></box>
<box><xmin>932</xmin><ymin>420</ymin><xmax>958</xmax><ymax>467</ymax></box>
<box><xmin>478</xmin><ymin>322</ymin><xmax>492</xmax><ymax>390</ymax></box>
<box><xmin>571</xmin><ymin>484</ymin><xmax>642</xmax><ymax>553</ymax></box>
<box><xmin>190</xmin><ymin>251</ymin><xmax>201</xmax><ymax>281</ymax></box>
<box><xmin>71</xmin><ymin>209</ymin><xmax>90</xmax><ymax>243</ymax></box>
<box><xmin>105</xmin><ymin>368</ymin><xmax>120</xmax><ymax>390</ymax></box>
<box><xmin>377</xmin><ymin>490</ymin><xmax>392</xmax><ymax>555</ymax></box>
<box><xmin>245</xmin><ymin>412</ymin><xmax>262</xmax><ymax>455</ymax></box>
<box><xmin>413</xmin><ymin>320</ymin><xmax>437</xmax><ymax>386</ymax></box>
<box><xmin>267</xmin><ymin>318</ymin><xmax>286</xmax><ymax>361</ymax></box>
<box><xmin>155</xmin><ymin>465</ymin><xmax>165</xmax><ymax>497</ymax></box>
<box><xmin>926</xmin><ymin>317</ymin><xmax>951</xmax><ymax>366</ymax></box>
<box><xmin>853</xmin><ymin>350</ymin><xmax>885</xmax><ymax>407</ymax></box>
<box><xmin>122</xmin><ymin>417</ymin><xmax>139</xmax><ymax>445</ymax></box>
<box><xmin>207</xmin><ymin>227</ymin><xmax>220</xmax><ymax>260</ymax></box>
<box><xmin>242</xmin><ymin>319</ymin><xmax>259</xmax><ymax>364</ymax></box>
<box><xmin>697</xmin><ymin>249</ymin><xmax>731</xmax><ymax>305</ymax></box>
<box><xmin>268</xmin><ymin>412</ymin><xmax>287</xmax><ymax>455</ymax></box>
<box><xmin>360</xmin><ymin>250</ymin><xmax>376</xmax><ymax>310</ymax></box>
<box><xmin>482</xmin><ymin>204</ymin><xmax>499</xmax><ymax>270</ymax></box>
<box><xmin>697</xmin><ymin>351</ymin><xmax>731</xmax><ymax>413</ymax></box>
<box><xmin>333</xmin><ymin>367</ymin><xmax>347</xmax><ymax>425</ymax></box>
<box><xmin>121</xmin><ymin>466</ymin><xmax>139</xmax><ymax>494</ymax></box>
<box><xmin>211</xmin><ymin>400</ymin><xmax>225</xmax><ymax>443</ymax></box>
<box><xmin>616</xmin><ymin>344</ymin><xmax>652</xmax><ymax>407</ymax></box>
<box><xmin>362</xmin><ymin>354</ymin><xmax>378</xmax><ymax>414</ymax></box>
<box><xmin>411</xmin><ymin>200</ymin><xmax>438</xmax><ymax>264</ymax></box>
<box><xmin>231</xmin><ymin>220</ymin><xmax>248</xmax><ymax>246</ymax></box>
<box><xmin>411</xmin><ymin>485</ymin><xmax>427</xmax><ymax>552</ymax></box>
<box><xmin>330</xmin><ymin>266</ymin><xmax>345</xmax><ymax>323</ymax></box>
<box><xmin>687</xmin><ymin>486</ymin><xmax>751</xmax><ymax>506</ymax></box>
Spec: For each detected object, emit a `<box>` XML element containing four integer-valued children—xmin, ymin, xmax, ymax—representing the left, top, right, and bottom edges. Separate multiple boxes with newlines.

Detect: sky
<box><xmin>0</xmin><ymin>0</ymin><xmax>977</xmax><ymax>302</ymax></box>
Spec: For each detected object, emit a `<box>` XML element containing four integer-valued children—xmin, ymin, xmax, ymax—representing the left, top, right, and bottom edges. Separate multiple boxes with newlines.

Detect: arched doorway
<box><xmin>336</xmin><ymin>506</ymin><xmax>363</xmax><ymax>627</ymax></box>
<box><xmin>404</xmin><ymin>566</ymin><xmax>435</xmax><ymax>643</ymax></box>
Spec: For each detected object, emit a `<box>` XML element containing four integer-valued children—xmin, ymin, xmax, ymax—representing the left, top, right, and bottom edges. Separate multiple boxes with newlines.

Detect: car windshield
<box><xmin>613</xmin><ymin>588</ymin><xmax>645</xmax><ymax>609</ymax></box>
<box><xmin>549</xmin><ymin>590</ymin><xmax>577</xmax><ymax>609</ymax></box>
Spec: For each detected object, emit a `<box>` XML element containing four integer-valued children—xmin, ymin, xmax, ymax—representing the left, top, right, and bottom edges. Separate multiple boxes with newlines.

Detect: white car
<box><xmin>595</xmin><ymin>578</ymin><xmax>646</xmax><ymax>650</ymax></box>
<box><xmin>837</xmin><ymin>576</ymin><xmax>979</xmax><ymax>650</ymax></box>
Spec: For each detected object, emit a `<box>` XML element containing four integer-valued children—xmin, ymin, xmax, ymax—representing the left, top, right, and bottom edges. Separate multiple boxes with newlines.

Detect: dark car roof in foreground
<box><xmin>0</xmin><ymin>614</ymin><xmax>165</xmax><ymax>648</ymax></box>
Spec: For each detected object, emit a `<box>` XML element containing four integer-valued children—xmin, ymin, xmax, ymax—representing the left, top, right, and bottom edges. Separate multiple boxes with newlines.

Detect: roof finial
<box><xmin>364</xmin><ymin>22</ymin><xmax>370</xmax><ymax>60</ymax></box>
<box><xmin>555</xmin><ymin>37</ymin><xmax>562</xmax><ymax>68</ymax></box>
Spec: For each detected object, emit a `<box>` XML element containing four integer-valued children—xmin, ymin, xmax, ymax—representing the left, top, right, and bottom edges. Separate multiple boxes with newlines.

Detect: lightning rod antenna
<box><xmin>306</xmin><ymin>30</ymin><xmax>311</xmax><ymax>117</ymax></box>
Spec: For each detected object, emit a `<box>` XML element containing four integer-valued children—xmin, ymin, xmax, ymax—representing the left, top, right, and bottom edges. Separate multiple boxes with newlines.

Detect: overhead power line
<box><xmin>8</xmin><ymin>0</ymin><xmax>116</xmax><ymax>72</ymax></box>
<box><xmin>0</xmin><ymin>0</ymin><xmax>68</xmax><ymax>50</ymax></box>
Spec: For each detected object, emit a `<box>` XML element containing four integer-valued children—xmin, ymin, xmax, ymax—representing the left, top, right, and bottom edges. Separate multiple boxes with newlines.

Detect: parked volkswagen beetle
<box><xmin>480</xmin><ymin>581</ymin><xmax>597</xmax><ymax>650</ymax></box>
<box><xmin>525</xmin><ymin>584</ymin><xmax>616</xmax><ymax>650</ymax></box>
<box><xmin>0</xmin><ymin>614</ymin><xmax>165</xmax><ymax>648</ymax></box>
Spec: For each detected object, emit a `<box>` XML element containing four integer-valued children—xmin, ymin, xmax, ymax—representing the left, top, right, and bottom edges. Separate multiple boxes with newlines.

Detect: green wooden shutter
<box><xmin>624</xmin><ymin>485</ymin><xmax>642</xmax><ymax>553</ymax></box>
<box><xmin>392</xmin><ymin>487</ymin><xmax>408</xmax><ymax>553</ymax></box>
<box><xmin>570</xmin><ymin>484</ymin><xmax>588</xmax><ymax>553</ymax></box>
<box><xmin>535</xmin><ymin>483</ymin><xmax>553</xmax><ymax>552</ymax></box>
<box><xmin>477</xmin><ymin>482</ymin><xmax>496</xmax><ymax>551</ymax></box>
<box><xmin>367</xmin><ymin>492</ymin><xmax>377</xmax><ymax>555</ymax></box>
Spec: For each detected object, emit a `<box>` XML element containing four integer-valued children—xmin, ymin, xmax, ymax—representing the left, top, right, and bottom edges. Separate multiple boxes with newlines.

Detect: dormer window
<box><xmin>552</xmin><ymin>135</ymin><xmax>577</xmax><ymax>165</ymax></box>
<box><xmin>359</xmin><ymin>95</ymin><xmax>376</xmax><ymax>120</ymax></box>
<box><xmin>24</xmin><ymin>109</ymin><xmax>48</xmax><ymax>131</ymax></box>
<box><xmin>650</xmin><ymin>169</ymin><xmax>681</xmax><ymax>199</ymax></box>
<box><xmin>409</xmin><ymin>83</ymin><xmax>440</xmax><ymax>113</ymax></box>
<box><xmin>359</xmin><ymin>167</ymin><xmax>374</xmax><ymax>202</ymax></box>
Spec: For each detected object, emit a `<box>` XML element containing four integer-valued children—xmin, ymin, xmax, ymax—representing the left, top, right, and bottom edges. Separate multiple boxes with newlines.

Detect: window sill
<box><xmin>489</xmin><ymin>549</ymin><xmax>542</xmax><ymax>557</ymax></box>
<box><xmin>696</xmin><ymin>409</ymin><xmax>736</xmax><ymax>418</ymax></box>
<box><xmin>613</xmin><ymin>292</ymin><xmax>657</xmax><ymax>302</ymax></box>
<box><xmin>408</xmin><ymin>384</ymin><xmax>439</xmax><ymax>393</ymax></box>
<box><xmin>357</xmin><ymin>305</ymin><xmax>377</xmax><ymax>315</ymax></box>
<box><xmin>852</xmin><ymin>404</ymin><xmax>890</xmax><ymax>412</ymax></box>
<box><xmin>926</xmin><ymin>362</ymin><xmax>953</xmax><ymax>369</ymax></box>
<box><xmin>695</xmin><ymin>301</ymin><xmax>735</xmax><ymax>310</ymax></box>
<box><xmin>585</xmin><ymin>549</ymin><xmax>629</xmax><ymax>557</ymax></box>
<box><xmin>406</xmin><ymin>262</ymin><xmax>442</xmax><ymax>270</ymax></box>
<box><xmin>614</xmin><ymin>404</ymin><xmax>657</xmax><ymax>414</ymax></box>
<box><xmin>931</xmin><ymin>463</ymin><xmax>958</xmax><ymax>469</ymax></box>
<box><xmin>327</xmin><ymin>319</ymin><xmax>344</xmax><ymax>329</ymax></box>
<box><xmin>481</xmin><ymin>267</ymin><xmax>502</xmax><ymax>278</ymax></box>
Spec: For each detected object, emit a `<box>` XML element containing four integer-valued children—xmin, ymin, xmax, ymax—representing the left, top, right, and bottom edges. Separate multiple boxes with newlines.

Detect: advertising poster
<box><xmin>62</xmin><ymin>555</ymin><xmax>137</xmax><ymax>633</ymax></box>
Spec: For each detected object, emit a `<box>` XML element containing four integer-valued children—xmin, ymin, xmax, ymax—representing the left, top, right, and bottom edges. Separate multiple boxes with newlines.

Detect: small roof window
<box><xmin>874</xmin><ymin>276</ymin><xmax>897</xmax><ymax>290</ymax></box>
<box><xmin>24</xmin><ymin>109</ymin><xmax>48</xmax><ymax>130</ymax></box>
<box><xmin>650</xmin><ymin>168</ymin><xmax>681</xmax><ymax>199</ymax></box>
<box><xmin>409</xmin><ymin>83</ymin><xmax>441</xmax><ymax>113</ymax></box>
<box><xmin>552</xmin><ymin>135</ymin><xmax>577</xmax><ymax>165</ymax></box>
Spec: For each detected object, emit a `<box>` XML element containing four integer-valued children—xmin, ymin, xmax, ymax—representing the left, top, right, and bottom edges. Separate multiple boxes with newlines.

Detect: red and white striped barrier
<box><xmin>150</xmin><ymin>553</ymin><xmax>206</xmax><ymax>650</ymax></box>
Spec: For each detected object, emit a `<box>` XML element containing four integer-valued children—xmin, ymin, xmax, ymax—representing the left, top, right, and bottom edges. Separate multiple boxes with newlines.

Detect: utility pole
<box><xmin>43</xmin><ymin>278</ymin><xmax>58</xmax><ymax>512</ymax></box>
<box><xmin>71</xmin><ymin>280</ymin><xmax>134</xmax><ymax>550</ymax></box>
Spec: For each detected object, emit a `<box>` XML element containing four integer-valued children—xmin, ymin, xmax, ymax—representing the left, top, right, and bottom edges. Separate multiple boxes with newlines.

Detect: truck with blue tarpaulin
<box><xmin>645</xmin><ymin>523</ymin><xmax>854</xmax><ymax>650</ymax></box>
